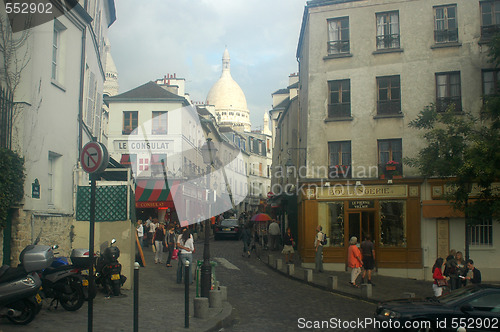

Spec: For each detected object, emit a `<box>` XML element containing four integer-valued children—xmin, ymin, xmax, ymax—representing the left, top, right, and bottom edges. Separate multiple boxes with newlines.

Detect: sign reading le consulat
<box><xmin>317</xmin><ymin>185</ymin><xmax>407</xmax><ymax>199</ymax></box>
<box><xmin>114</xmin><ymin>140</ymin><xmax>174</xmax><ymax>152</ymax></box>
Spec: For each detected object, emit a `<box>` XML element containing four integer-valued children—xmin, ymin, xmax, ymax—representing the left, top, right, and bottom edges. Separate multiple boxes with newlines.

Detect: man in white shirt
<box><xmin>268</xmin><ymin>220</ymin><xmax>280</xmax><ymax>251</ymax></box>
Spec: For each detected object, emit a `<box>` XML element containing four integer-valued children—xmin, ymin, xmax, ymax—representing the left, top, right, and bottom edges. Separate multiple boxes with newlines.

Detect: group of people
<box><xmin>432</xmin><ymin>250</ymin><xmax>481</xmax><ymax>297</ymax></box>
<box><xmin>314</xmin><ymin>226</ymin><xmax>376</xmax><ymax>288</ymax></box>
<box><xmin>136</xmin><ymin>217</ymin><xmax>196</xmax><ymax>284</ymax></box>
<box><xmin>238</xmin><ymin>216</ymin><xmax>296</xmax><ymax>264</ymax></box>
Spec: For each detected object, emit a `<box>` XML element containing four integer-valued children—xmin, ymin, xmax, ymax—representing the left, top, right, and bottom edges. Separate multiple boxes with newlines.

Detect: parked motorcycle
<box><xmin>70</xmin><ymin>248</ymin><xmax>97</xmax><ymax>300</ymax></box>
<box><xmin>95</xmin><ymin>239</ymin><xmax>126</xmax><ymax>296</ymax></box>
<box><xmin>0</xmin><ymin>244</ymin><xmax>53</xmax><ymax>325</ymax></box>
<box><xmin>38</xmin><ymin>246</ymin><xmax>85</xmax><ymax>311</ymax></box>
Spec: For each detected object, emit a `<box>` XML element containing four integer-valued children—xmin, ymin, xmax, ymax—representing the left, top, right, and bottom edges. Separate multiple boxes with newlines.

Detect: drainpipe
<box><xmin>78</xmin><ymin>25</ymin><xmax>87</xmax><ymax>157</ymax></box>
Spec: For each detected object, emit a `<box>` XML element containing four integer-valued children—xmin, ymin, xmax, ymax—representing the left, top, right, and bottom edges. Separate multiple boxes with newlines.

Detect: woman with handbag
<box><xmin>432</xmin><ymin>257</ymin><xmax>449</xmax><ymax>297</ymax></box>
<box><xmin>176</xmin><ymin>228</ymin><xmax>194</xmax><ymax>284</ymax></box>
<box><xmin>165</xmin><ymin>225</ymin><xmax>176</xmax><ymax>267</ymax></box>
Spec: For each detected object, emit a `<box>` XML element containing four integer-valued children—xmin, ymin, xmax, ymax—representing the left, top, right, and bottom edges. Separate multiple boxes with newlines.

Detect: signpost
<box><xmin>80</xmin><ymin>141</ymin><xmax>108</xmax><ymax>332</ymax></box>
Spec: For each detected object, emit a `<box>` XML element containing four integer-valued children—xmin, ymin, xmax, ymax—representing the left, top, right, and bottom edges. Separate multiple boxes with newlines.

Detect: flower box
<box><xmin>392</xmin><ymin>175</ymin><xmax>402</xmax><ymax>179</ymax></box>
<box><xmin>386</xmin><ymin>165</ymin><xmax>396</xmax><ymax>171</ymax></box>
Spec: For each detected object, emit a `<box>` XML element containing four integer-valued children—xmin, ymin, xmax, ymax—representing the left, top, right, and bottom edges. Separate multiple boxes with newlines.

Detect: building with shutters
<box><xmin>284</xmin><ymin>0</ymin><xmax>500</xmax><ymax>280</ymax></box>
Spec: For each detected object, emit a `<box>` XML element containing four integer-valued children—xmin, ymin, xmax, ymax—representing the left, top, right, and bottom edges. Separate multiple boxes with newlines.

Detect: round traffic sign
<box><xmin>80</xmin><ymin>142</ymin><xmax>108</xmax><ymax>174</ymax></box>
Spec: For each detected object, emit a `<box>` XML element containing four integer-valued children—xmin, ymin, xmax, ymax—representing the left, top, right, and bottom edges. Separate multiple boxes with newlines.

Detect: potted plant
<box><xmin>385</xmin><ymin>160</ymin><xmax>399</xmax><ymax>171</ymax></box>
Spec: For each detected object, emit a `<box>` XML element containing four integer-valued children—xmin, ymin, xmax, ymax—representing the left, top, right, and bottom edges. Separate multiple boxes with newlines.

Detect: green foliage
<box><xmin>406</xmin><ymin>97</ymin><xmax>500</xmax><ymax>221</ymax></box>
<box><xmin>0</xmin><ymin>148</ymin><xmax>24</xmax><ymax>228</ymax></box>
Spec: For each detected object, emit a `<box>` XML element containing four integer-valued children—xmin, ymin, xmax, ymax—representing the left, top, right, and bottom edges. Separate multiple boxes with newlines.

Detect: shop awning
<box><xmin>422</xmin><ymin>200</ymin><xmax>465</xmax><ymax>218</ymax></box>
<box><xmin>135</xmin><ymin>179</ymin><xmax>179</xmax><ymax>209</ymax></box>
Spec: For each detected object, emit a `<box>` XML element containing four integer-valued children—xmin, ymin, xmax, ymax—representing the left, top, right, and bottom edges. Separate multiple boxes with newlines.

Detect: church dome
<box><xmin>207</xmin><ymin>48</ymin><xmax>251</xmax><ymax>131</ymax></box>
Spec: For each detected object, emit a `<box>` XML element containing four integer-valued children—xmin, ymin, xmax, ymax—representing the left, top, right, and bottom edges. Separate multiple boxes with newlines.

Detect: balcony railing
<box><xmin>328</xmin><ymin>103</ymin><xmax>351</xmax><ymax>118</ymax></box>
<box><xmin>379</xmin><ymin>162</ymin><xmax>403</xmax><ymax>179</ymax></box>
<box><xmin>327</xmin><ymin>40</ymin><xmax>350</xmax><ymax>55</ymax></box>
<box><xmin>436</xmin><ymin>97</ymin><xmax>462</xmax><ymax>113</ymax></box>
<box><xmin>434</xmin><ymin>29</ymin><xmax>458</xmax><ymax>43</ymax></box>
<box><xmin>481</xmin><ymin>24</ymin><xmax>500</xmax><ymax>40</ymax></box>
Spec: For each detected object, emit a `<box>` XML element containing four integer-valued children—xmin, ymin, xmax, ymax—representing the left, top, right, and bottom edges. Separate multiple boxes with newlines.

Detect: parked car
<box><xmin>374</xmin><ymin>284</ymin><xmax>500</xmax><ymax>331</ymax></box>
<box><xmin>214</xmin><ymin>219</ymin><xmax>241</xmax><ymax>240</ymax></box>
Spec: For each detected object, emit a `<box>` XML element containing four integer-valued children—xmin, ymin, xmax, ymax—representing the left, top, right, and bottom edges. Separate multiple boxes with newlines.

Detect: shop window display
<box><xmin>379</xmin><ymin>201</ymin><xmax>406</xmax><ymax>247</ymax></box>
<box><xmin>318</xmin><ymin>202</ymin><xmax>344</xmax><ymax>247</ymax></box>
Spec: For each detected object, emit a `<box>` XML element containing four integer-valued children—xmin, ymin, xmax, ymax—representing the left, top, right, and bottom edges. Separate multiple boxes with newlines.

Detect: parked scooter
<box><xmin>69</xmin><ymin>248</ymin><xmax>98</xmax><ymax>300</ymax></box>
<box><xmin>38</xmin><ymin>246</ymin><xmax>85</xmax><ymax>311</ymax></box>
<box><xmin>95</xmin><ymin>239</ymin><xmax>126</xmax><ymax>296</ymax></box>
<box><xmin>0</xmin><ymin>244</ymin><xmax>53</xmax><ymax>325</ymax></box>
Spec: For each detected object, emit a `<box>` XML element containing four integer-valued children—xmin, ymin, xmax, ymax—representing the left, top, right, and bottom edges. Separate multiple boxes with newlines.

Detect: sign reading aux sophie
<box><xmin>317</xmin><ymin>185</ymin><xmax>407</xmax><ymax>199</ymax></box>
<box><xmin>114</xmin><ymin>140</ymin><xmax>174</xmax><ymax>152</ymax></box>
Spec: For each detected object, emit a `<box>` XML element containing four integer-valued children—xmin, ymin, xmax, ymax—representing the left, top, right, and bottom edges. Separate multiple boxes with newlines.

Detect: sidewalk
<box><xmin>257</xmin><ymin>248</ymin><xmax>434</xmax><ymax>304</ymax></box>
<box><xmin>0</xmin><ymin>238</ymin><xmax>233</xmax><ymax>332</ymax></box>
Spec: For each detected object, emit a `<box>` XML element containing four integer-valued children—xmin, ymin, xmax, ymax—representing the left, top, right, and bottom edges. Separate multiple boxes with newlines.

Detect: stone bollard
<box><xmin>287</xmin><ymin>263</ymin><xmax>295</xmax><ymax>275</ymax></box>
<box><xmin>218</xmin><ymin>286</ymin><xmax>227</xmax><ymax>301</ymax></box>
<box><xmin>193</xmin><ymin>297</ymin><xmax>209</xmax><ymax>319</ymax></box>
<box><xmin>328</xmin><ymin>276</ymin><xmax>338</xmax><ymax>290</ymax></box>
<box><xmin>215</xmin><ymin>281</ymin><xmax>220</xmax><ymax>290</ymax></box>
<box><xmin>209</xmin><ymin>289</ymin><xmax>222</xmax><ymax>308</ymax></box>
<box><xmin>275</xmin><ymin>259</ymin><xmax>283</xmax><ymax>270</ymax></box>
<box><xmin>361</xmin><ymin>284</ymin><xmax>372</xmax><ymax>298</ymax></box>
<box><xmin>268</xmin><ymin>254</ymin><xmax>275</xmax><ymax>266</ymax></box>
<box><xmin>304</xmin><ymin>269</ymin><xmax>313</xmax><ymax>282</ymax></box>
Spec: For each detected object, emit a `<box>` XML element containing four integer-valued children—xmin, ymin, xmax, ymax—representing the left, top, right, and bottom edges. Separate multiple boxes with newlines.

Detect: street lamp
<box><xmin>200</xmin><ymin>138</ymin><xmax>218</xmax><ymax>298</ymax></box>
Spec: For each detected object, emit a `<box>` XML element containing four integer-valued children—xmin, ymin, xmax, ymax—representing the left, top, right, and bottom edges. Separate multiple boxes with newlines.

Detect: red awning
<box><xmin>135</xmin><ymin>179</ymin><xmax>180</xmax><ymax>209</ymax></box>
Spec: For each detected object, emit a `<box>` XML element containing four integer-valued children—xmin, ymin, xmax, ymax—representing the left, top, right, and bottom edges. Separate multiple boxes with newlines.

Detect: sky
<box><xmin>107</xmin><ymin>0</ymin><xmax>306</xmax><ymax>131</ymax></box>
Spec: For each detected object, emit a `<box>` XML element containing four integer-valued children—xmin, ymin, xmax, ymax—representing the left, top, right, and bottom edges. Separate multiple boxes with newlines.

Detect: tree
<box><xmin>407</xmin><ymin>37</ymin><xmax>500</xmax><ymax>259</ymax></box>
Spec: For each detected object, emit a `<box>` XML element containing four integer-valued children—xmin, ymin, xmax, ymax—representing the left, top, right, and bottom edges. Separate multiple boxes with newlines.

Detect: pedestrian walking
<box><xmin>268</xmin><ymin>219</ymin><xmax>280</xmax><ymax>251</ymax></box>
<box><xmin>314</xmin><ymin>225</ymin><xmax>324</xmax><ymax>273</ymax></box>
<box><xmin>152</xmin><ymin>223</ymin><xmax>166</xmax><ymax>264</ymax></box>
<box><xmin>241</xmin><ymin>223</ymin><xmax>251</xmax><ymax>257</ymax></box>
<box><xmin>165</xmin><ymin>225</ymin><xmax>176</xmax><ymax>267</ymax></box>
<box><xmin>282</xmin><ymin>227</ymin><xmax>295</xmax><ymax>264</ymax></box>
<box><xmin>432</xmin><ymin>257</ymin><xmax>449</xmax><ymax>297</ymax></box>
<box><xmin>136</xmin><ymin>220</ymin><xmax>144</xmax><ymax>248</ymax></box>
<box><xmin>348</xmin><ymin>236</ymin><xmax>363</xmax><ymax>287</ymax></box>
<box><xmin>360</xmin><ymin>234</ymin><xmax>375</xmax><ymax>285</ymax></box>
<box><xmin>176</xmin><ymin>228</ymin><xmax>194</xmax><ymax>284</ymax></box>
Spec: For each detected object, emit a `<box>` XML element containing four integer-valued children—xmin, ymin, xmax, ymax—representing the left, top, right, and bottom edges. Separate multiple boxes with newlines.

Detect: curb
<box><xmin>258</xmin><ymin>256</ymin><xmax>380</xmax><ymax>305</ymax></box>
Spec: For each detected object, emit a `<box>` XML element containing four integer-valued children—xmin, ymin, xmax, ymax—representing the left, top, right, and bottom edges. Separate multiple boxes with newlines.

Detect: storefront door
<box><xmin>348</xmin><ymin>211</ymin><xmax>375</xmax><ymax>243</ymax></box>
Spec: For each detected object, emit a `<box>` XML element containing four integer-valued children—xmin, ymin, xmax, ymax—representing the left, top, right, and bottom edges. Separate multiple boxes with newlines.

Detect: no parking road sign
<box><xmin>80</xmin><ymin>141</ymin><xmax>109</xmax><ymax>174</ymax></box>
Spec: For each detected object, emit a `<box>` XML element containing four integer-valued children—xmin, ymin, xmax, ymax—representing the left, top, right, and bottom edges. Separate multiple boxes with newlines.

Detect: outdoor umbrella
<box><xmin>250</xmin><ymin>213</ymin><xmax>272</xmax><ymax>222</ymax></box>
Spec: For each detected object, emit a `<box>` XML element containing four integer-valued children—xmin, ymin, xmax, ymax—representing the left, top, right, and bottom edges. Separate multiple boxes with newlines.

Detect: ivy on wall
<box><xmin>0</xmin><ymin>148</ymin><xmax>24</xmax><ymax>229</ymax></box>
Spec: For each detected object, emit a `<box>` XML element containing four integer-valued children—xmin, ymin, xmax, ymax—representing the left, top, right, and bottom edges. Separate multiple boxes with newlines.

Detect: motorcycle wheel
<box><xmin>7</xmin><ymin>299</ymin><xmax>36</xmax><ymax>325</ymax></box>
<box><xmin>112</xmin><ymin>280</ymin><xmax>121</xmax><ymax>296</ymax></box>
<box><xmin>59</xmin><ymin>279</ymin><xmax>85</xmax><ymax>311</ymax></box>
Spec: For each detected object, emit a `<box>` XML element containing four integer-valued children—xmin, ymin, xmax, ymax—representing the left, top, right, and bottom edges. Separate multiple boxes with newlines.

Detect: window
<box><xmin>482</xmin><ymin>69</ymin><xmax>500</xmax><ymax>95</ymax></box>
<box><xmin>377</xmin><ymin>75</ymin><xmax>401</xmax><ymax>115</ymax></box>
<box><xmin>52</xmin><ymin>19</ymin><xmax>66</xmax><ymax>82</ymax></box>
<box><xmin>328</xmin><ymin>141</ymin><xmax>351</xmax><ymax>178</ymax></box>
<box><xmin>327</xmin><ymin>17</ymin><xmax>350</xmax><ymax>55</ymax></box>
<box><xmin>376</xmin><ymin>11</ymin><xmax>400</xmax><ymax>49</ymax></box>
<box><xmin>152</xmin><ymin>111</ymin><xmax>167</xmax><ymax>135</ymax></box>
<box><xmin>378</xmin><ymin>138</ymin><xmax>402</xmax><ymax>169</ymax></box>
<box><xmin>481</xmin><ymin>0</ymin><xmax>500</xmax><ymax>40</ymax></box>
<box><xmin>122</xmin><ymin>111</ymin><xmax>138</xmax><ymax>135</ymax></box>
<box><xmin>86</xmin><ymin>71</ymin><xmax>96</xmax><ymax>127</ymax></box>
<box><xmin>328</xmin><ymin>79</ymin><xmax>351</xmax><ymax>118</ymax></box>
<box><xmin>318</xmin><ymin>202</ymin><xmax>344</xmax><ymax>247</ymax></box>
<box><xmin>436</xmin><ymin>72</ymin><xmax>462</xmax><ymax>112</ymax></box>
<box><xmin>469</xmin><ymin>217</ymin><xmax>493</xmax><ymax>246</ymax></box>
<box><xmin>379</xmin><ymin>201</ymin><xmax>406</xmax><ymax>247</ymax></box>
<box><xmin>434</xmin><ymin>5</ymin><xmax>458</xmax><ymax>43</ymax></box>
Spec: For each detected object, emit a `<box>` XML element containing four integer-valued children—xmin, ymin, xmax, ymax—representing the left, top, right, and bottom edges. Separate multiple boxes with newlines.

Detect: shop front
<box><xmin>135</xmin><ymin>179</ymin><xmax>179</xmax><ymax>222</ymax></box>
<box><xmin>298</xmin><ymin>180</ymin><xmax>423</xmax><ymax>277</ymax></box>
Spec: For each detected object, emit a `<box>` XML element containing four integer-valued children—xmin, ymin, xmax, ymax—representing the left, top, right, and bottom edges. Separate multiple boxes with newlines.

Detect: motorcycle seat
<box><xmin>43</xmin><ymin>264</ymin><xmax>75</xmax><ymax>275</ymax></box>
<box><xmin>0</xmin><ymin>266</ymin><xmax>28</xmax><ymax>284</ymax></box>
